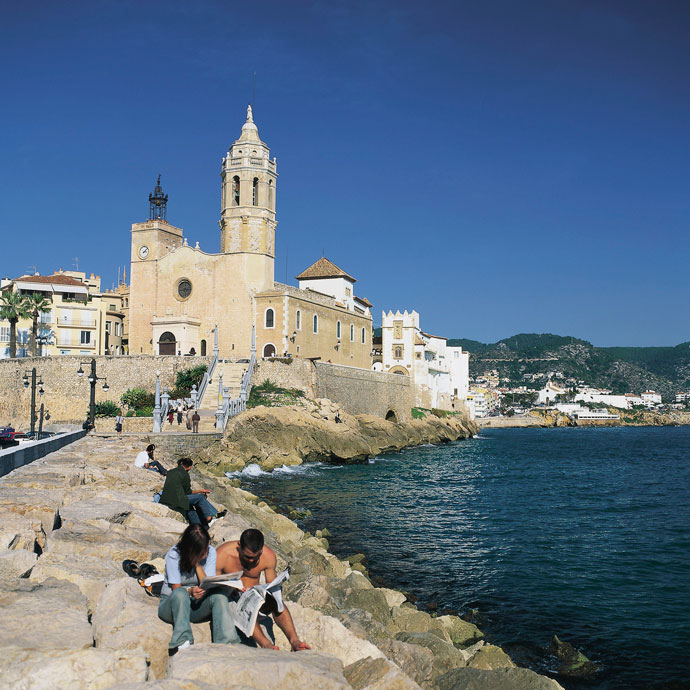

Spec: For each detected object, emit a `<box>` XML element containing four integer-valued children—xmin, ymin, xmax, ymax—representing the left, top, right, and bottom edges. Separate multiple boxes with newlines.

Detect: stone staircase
<box><xmin>194</xmin><ymin>361</ymin><xmax>248</xmax><ymax>432</ymax></box>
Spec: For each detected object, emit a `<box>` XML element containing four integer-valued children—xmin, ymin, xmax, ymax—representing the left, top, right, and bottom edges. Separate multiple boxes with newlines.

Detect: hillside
<box><xmin>447</xmin><ymin>333</ymin><xmax>690</xmax><ymax>398</ymax></box>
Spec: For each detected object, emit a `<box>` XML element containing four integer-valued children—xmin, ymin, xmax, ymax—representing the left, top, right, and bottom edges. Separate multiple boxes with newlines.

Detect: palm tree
<box><xmin>0</xmin><ymin>290</ymin><xmax>31</xmax><ymax>358</ymax></box>
<box><xmin>25</xmin><ymin>292</ymin><xmax>52</xmax><ymax>356</ymax></box>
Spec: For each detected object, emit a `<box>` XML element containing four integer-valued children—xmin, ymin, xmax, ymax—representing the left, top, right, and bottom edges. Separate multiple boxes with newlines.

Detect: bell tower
<box><xmin>219</xmin><ymin>106</ymin><xmax>277</xmax><ymax>260</ymax></box>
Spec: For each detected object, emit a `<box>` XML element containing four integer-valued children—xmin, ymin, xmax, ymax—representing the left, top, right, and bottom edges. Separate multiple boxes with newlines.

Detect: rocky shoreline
<box><xmin>479</xmin><ymin>409</ymin><xmax>690</xmax><ymax>429</ymax></box>
<box><xmin>0</xmin><ymin>415</ymin><xmax>572</xmax><ymax>689</ymax></box>
<box><xmin>196</xmin><ymin>400</ymin><xmax>480</xmax><ymax>474</ymax></box>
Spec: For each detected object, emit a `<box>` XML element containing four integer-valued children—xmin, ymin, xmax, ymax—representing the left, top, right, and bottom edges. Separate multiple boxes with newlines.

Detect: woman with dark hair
<box><xmin>158</xmin><ymin>524</ymin><xmax>240</xmax><ymax>652</ymax></box>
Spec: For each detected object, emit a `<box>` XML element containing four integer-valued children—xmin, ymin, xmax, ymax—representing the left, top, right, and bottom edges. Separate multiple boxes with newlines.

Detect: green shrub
<box><xmin>247</xmin><ymin>379</ymin><xmax>305</xmax><ymax>409</ymax></box>
<box><xmin>411</xmin><ymin>407</ymin><xmax>427</xmax><ymax>419</ymax></box>
<box><xmin>93</xmin><ymin>401</ymin><xmax>121</xmax><ymax>418</ymax></box>
<box><xmin>431</xmin><ymin>408</ymin><xmax>452</xmax><ymax>418</ymax></box>
<box><xmin>135</xmin><ymin>406</ymin><xmax>154</xmax><ymax>417</ymax></box>
<box><xmin>126</xmin><ymin>410</ymin><xmax>135</xmax><ymax>417</ymax></box>
<box><xmin>121</xmin><ymin>388</ymin><xmax>155</xmax><ymax>412</ymax></box>
<box><xmin>170</xmin><ymin>365</ymin><xmax>208</xmax><ymax>398</ymax></box>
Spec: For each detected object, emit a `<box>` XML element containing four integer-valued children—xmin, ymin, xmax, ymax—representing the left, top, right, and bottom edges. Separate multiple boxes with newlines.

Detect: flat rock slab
<box><xmin>0</xmin><ymin>645</ymin><xmax>148</xmax><ymax>689</ymax></box>
<box><xmin>0</xmin><ymin>486</ymin><xmax>64</xmax><ymax>535</ymax></box>
<box><xmin>273</xmin><ymin>600</ymin><xmax>384</xmax><ymax>666</ymax></box>
<box><xmin>45</xmin><ymin>521</ymin><xmax>170</xmax><ymax>563</ymax></box>
<box><xmin>0</xmin><ymin>548</ymin><xmax>37</xmax><ymax>579</ymax></box>
<box><xmin>0</xmin><ymin>578</ymin><xmax>92</xmax><ymax>650</ymax></box>
<box><xmin>0</xmin><ymin>511</ymin><xmax>38</xmax><ymax>550</ymax></box>
<box><xmin>344</xmin><ymin>656</ymin><xmax>423</xmax><ymax>690</ymax></box>
<box><xmin>166</xmin><ymin>643</ymin><xmax>351</xmax><ymax>690</ymax></box>
<box><xmin>437</xmin><ymin>667</ymin><xmax>565</xmax><ymax>690</ymax></box>
<box><xmin>29</xmin><ymin>551</ymin><xmax>125</xmax><ymax>613</ymax></box>
<box><xmin>59</xmin><ymin>497</ymin><xmax>134</xmax><ymax>528</ymax></box>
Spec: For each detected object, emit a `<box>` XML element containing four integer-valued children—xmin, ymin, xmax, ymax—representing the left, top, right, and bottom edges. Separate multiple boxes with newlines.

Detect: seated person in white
<box><xmin>134</xmin><ymin>444</ymin><xmax>167</xmax><ymax>476</ymax></box>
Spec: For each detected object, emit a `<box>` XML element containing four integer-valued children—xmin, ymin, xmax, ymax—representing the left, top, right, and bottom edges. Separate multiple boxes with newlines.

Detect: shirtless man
<box><xmin>216</xmin><ymin>528</ymin><xmax>310</xmax><ymax>651</ymax></box>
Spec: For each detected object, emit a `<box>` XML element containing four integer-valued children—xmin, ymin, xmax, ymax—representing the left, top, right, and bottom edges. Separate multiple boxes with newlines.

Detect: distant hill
<box><xmin>447</xmin><ymin>333</ymin><xmax>690</xmax><ymax>398</ymax></box>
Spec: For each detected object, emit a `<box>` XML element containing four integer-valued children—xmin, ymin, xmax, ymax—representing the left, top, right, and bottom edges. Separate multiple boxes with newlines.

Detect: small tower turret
<box><xmin>149</xmin><ymin>175</ymin><xmax>168</xmax><ymax>221</ymax></box>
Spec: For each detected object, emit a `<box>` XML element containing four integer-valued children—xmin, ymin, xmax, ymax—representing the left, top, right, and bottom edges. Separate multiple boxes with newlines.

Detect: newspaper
<box><xmin>199</xmin><ymin>571</ymin><xmax>245</xmax><ymax>591</ymax></box>
<box><xmin>233</xmin><ymin>568</ymin><xmax>290</xmax><ymax>637</ymax></box>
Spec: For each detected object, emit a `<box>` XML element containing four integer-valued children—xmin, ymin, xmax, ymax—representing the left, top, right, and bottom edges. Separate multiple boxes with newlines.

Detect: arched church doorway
<box><xmin>263</xmin><ymin>343</ymin><xmax>276</xmax><ymax>357</ymax></box>
<box><xmin>159</xmin><ymin>332</ymin><xmax>176</xmax><ymax>355</ymax></box>
<box><xmin>389</xmin><ymin>366</ymin><xmax>409</xmax><ymax>375</ymax></box>
<box><xmin>200</xmin><ymin>339</ymin><xmax>207</xmax><ymax>356</ymax></box>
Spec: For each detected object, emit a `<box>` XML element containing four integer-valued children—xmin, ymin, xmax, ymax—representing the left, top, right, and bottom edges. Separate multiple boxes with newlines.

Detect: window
<box><xmin>0</xmin><ymin>327</ymin><xmax>9</xmax><ymax>342</ymax></box>
<box><xmin>350</xmin><ymin>324</ymin><xmax>354</xmax><ymax>341</ymax></box>
<box><xmin>252</xmin><ymin>177</ymin><xmax>259</xmax><ymax>206</ymax></box>
<box><xmin>346</xmin><ymin>287</ymin><xmax>351</xmax><ymax>297</ymax></box>
<box><xmin>39</xmin><ymin>311</ymin><xmax>51</xmax><ymax>324</ymax></box>
<box><xmin>177</xmin><ymin>280</ymin><xmax>192</xmax><ymax>299</ymax></box>
<box><xmin>80</xmin><ymin>331</ymin><xmax>91</xmax><ymax>345</ymax></box>
<box><xmin>265</xmin><ymin>308</ymin><xmax>274</xmax><ymax>328</ymax></box>
<box><xmin>394</xmin><ymin>345</ymin><xmax>403</xmax><ymax>360</ymax></box>
<box><xmin>296</xmin><ymin>310</ymin><xmax>301</xmax><ymax>330</ymax></box>
<box><xmin>114</xmin><ymin>322</ymin><xmax>122</xmax><ymax>336</ymax></box>
<box><xmin>361</xmin><ymin>327</ymin><xmax>366</xmax><ymax>344</ymax></box>
<box><xmin>393</xmin><ymin>320</ymin><xmax>403</xmax><ymax>339</ymax></box>
<box><xmin>232</xmin><ymin>176</ymin><xmax>240</xmax><ymax>206</ymax></box>
<box><xmin>416</xmin><ymin>352</ymin><xmax>422</xmax><ymax>359</ymax></box>
<box><xmin>109</xmin><ymin>304</ymin><xmax>116</xmax><ymax>310</ymax></box>
<box><xmin>336</xmin><ymin>321</ymin><xmax>341</xmax><ymax>339</ymax></box>
<box><xmin>268</xmin><ymin>180</ymin><xmax>274</xmax><ymax>209</ymax></box>
<box><xmin>81</xmin><ymin>311</ymin><xmax>92</xmax><ymax>326</ymax></box>
<box><xmin>105</xmin><ymin>321</ymin><xmax>111</xmax><ymax>334</ymax></box>
<box><xmin>313</xmin><ymin>315</ymin><xmax>318</xmax><ymax>333</ymax></box>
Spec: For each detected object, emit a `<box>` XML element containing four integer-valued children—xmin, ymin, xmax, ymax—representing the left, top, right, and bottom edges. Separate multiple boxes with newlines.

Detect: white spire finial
<box><xmin>246</xmin><ymin>104</ymin><xmax>253</xmax><ymax>122</ymax></box>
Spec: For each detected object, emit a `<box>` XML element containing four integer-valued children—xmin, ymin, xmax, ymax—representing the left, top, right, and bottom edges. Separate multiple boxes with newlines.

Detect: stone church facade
<box><xmin>129</xmin><ymin>107</ymin><xmax>372</xmax><ymax>368</ymax></box>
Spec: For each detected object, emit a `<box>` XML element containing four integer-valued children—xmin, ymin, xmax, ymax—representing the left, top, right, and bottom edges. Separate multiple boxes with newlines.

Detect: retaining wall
<box><xmin>0</xmin><ymin>429</ymin><xmax>86</xmax><ymax>478</ymax></box>
<box><xmin>254</xmin><ymin>358</ymin><xmax>411</xmax><ymax>422</ymax></box>
<box><xmin>0</xmin><ymin>355</ymin><xmax>211</xmax><ymax>428</ymax></box>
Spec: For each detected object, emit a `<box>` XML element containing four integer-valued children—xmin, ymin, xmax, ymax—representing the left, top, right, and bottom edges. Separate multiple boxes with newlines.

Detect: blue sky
<box><xmin>2</xmin><ymin>0</ymin><xmax>689</xmax><ymax>346</ymax></box>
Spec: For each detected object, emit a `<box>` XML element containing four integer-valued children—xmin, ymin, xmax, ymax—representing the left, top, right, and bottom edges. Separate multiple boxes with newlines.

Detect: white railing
<box><xmin>216</xmin><ymin>351</ymin><xmax>255</xmax><ymax>431</ymax></box>
<box><xmin>196</xmin><ymin>353</ymin><xmax>217</xmax><ymax>408</ymax></box>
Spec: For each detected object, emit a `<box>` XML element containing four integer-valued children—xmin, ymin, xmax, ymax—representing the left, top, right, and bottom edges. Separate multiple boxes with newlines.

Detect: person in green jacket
<box><xmin>159</xmin><ymin>458</ymin><xmax>226</xmax><ymax>526</ymax></box>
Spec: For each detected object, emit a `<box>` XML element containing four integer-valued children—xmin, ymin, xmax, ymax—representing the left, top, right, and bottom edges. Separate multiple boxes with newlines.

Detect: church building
<box><xmin>128</xmin><ymin>107</ymin><xmax>373</xmax><ymax>367</ymax></box>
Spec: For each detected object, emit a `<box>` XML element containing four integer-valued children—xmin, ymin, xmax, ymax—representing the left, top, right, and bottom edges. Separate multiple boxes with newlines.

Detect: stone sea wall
<box><xmin>0</xmin><ymin>355</ymin><xmax>211</xmax><ymax>427</ymax></box>
<box><xmin>254</xmin><ymin>358</ymin><xmax>412</xmax><ymax>423</ymax></box>
<box><xmin>0</xmin><ymin>431</ymin><xmax>566</xmax><ymax>689</ymax></box>
<box><xmin>478</xmin><ymin>409</ymin><xmax>690</xmax><ymax>429</ymax></box>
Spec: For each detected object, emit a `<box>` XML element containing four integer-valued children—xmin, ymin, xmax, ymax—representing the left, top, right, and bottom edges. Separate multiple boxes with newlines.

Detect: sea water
<box><xmin>239</xmin><ymin>426</ymin><xmax>690</xmax><ymax>690</ymax></box>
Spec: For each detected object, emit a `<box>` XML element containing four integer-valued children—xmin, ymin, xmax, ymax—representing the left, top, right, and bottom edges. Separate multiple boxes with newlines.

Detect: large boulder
<box><xmin>436</xmin><ymin>666</ymin><xmax>565</xmax><ymax>690</ymax></box>
<box><xmin>0</xmin><ymin>512</ymin><xmax>38</xmax><ymax>551</ymax></box>
<box><xmin>395</xmin><ymin>631</ymin><xmax>469</xmax><ymax>679</ymax></box>
<box><xmin>344</xmin><ymin>587</ymin><xmax>395</xmax><ymax>626</ymax></box>
<box><xmin>272</xmin><ymin>601</ymin><xmax>384</xmax><ymax>665</ymax></box>
<box><xmin>93</xmin><ymin>577</ymin><xmax>212</xmax><ymax>680</ymax></box>
<box><xmin>0</xmin><ymin>578</ymin><xmax>92</xmax><ymax>650</ymax></box>
<box><xmin>0</xmin><ymin>548</ymin><xmax>37</xmax><ymax>579</ymax></box>
<box><xmin>344</xmin><ymin>656</ymin><xmax>422</xmax><ymax>690</ymax></box>
<box><xmin>376</xmin><ymin>639</ymin><xmax>436</xmax><ymax>689</ymax></box>
<box><xmin>466</xmin><ymin>644</ymin><xmax>515</xmax><ymax>670</ymax></box>
<box><xmin>391</xmin><ymin>606</ymin><xmax>450</xmax><ymax>640</ymax></box>
<box><xmin>0</xmin><ymin>486</ymin><xmax>63</xmax><ymax>536</ymax></box>
<box><xmin>436</xmin><ymin>615</ymin><xmax>484</xmax><ymax>647</ymax></box>
<box><xmin>29</xmin><ymin>552</ymin><xmax>125</xmax><ymax>613</ymax></box>
<box><xmin>0</xmin><ymin>645</ymin><xmax>148</xmax><ymax>688</ymax></box>
<box><xmin>59</xmin><ymin>497</ymin><xmax>134</xmax><ymax>528</ymax></box>
<box><xmin>165</xmin><ymin>643</ymin><xmax>351</xmax><ymax>689</ymax></box>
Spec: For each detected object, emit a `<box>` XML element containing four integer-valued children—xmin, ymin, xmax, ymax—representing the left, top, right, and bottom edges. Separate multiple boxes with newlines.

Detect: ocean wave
<box><xmin>226</xmin><ymin>462</ymin><xmax>327</xmax><ymax>479</ymax></box>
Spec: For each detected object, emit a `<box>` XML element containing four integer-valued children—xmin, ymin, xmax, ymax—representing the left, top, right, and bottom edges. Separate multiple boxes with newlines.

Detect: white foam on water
<box><xmin>225</xmin><ymin>463</ymin><xmax>268</xmax><ymax>479</ymax></box>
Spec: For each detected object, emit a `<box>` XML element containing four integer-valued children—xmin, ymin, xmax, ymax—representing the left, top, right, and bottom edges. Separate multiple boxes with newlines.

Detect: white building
<box><xmin>536</xmin><ymin>380</ymin><xmax>567</xmax><ymax>405</ymax></box>
<box><xmin>380</xmin><ymin>310</ymin><xmax>469</xmax><ymax>412</ymax></box>
<box><xmin>641</xmin><ymin>391</ymin><xmax>662</xmax><ymax>407</ymax></box>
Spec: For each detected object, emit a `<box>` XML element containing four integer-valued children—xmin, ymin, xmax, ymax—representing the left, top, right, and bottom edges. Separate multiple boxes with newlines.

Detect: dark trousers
<box><xmin>145</xmin><ymin>461</ymin><xmax>168</xmax><ymax>476</ymax></box>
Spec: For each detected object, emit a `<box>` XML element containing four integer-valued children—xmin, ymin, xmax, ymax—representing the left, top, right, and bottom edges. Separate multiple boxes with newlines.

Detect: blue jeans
<box><xmin>158</xmin><ymin>588</ymin><xmax>240</xmax><ymax>648</ymax></box>
<box><xmin>187</xmin><ymin>493</ymin><xmax>217</xmax><ymax>524</ymax></box>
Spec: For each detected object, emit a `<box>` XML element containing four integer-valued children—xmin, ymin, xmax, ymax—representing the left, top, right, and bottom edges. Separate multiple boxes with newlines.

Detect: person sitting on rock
<box><xmin>158</xmin><ymin>523</ymin><xmax>240</xmax><ymax>653</ymax></box>
<box><xmin>216</xmin><ymin>528</ymin><xmax>310</xmax><ymax>651</ymax></box>
<box><xmin>159</xmin><ymin>457</ymin><xmax>226</xmax><ymax>526</ymax></box>
<box><xmin>134</xmin><ymin>443</ymin><xmax>168</xmax><ymax>476</ymax></box>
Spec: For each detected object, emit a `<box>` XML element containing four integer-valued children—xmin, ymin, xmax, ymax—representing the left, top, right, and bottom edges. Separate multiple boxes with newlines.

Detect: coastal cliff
<box><xmin>196</xmin><ymin>401</ymin><xmax>478</xmax><ymax>475</ymax></box>
<box><xmin>0</xmin><ymin>432</ymin><xmax>567</xmax><ymax>689</ymax></box>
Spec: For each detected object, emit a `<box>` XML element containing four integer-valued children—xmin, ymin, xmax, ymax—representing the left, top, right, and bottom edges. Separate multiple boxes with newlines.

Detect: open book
<box><xmin>200</xmin><ymin>568</ymin><xmax>290</xmax><ymax>637</ymax></box>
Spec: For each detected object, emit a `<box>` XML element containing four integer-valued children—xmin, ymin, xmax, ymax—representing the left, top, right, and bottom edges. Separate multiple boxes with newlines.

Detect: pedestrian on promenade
<box><xmin>159</xmin><ymin>458</ymin><xmax>226</xmax><ymax>526</ymax></box>
<box><xmin>115</xmin><ymin>411</ymin><xmax>124</xmax><ymax>434</ymax></box>
<box><xmin>177</xmin><ymin>403</ymin><xmax>183</xmax><ymax>426</ymax></box>
<box><xmin>134</xmin><ymin>443</ymin><xmax>167</xmax><ymax>476</ymax></box>
<box><xmin>192</xmin><ymin>410</ymin><xmax>200</xmax><ymax>434</ymax></box>
<box><xmin>185</xmin><ymin>407</ymin><xmax>192</xmax><ymax>430</ymax></box>
<box><xmin>158</xmin><ymin>523</ymin><xmax>240</xmax><ymax>653</ymax></box>
<box><xmin>168</xmin><ymin>408</ymin><xmax>174</xmax><ymax>426</ymax></box>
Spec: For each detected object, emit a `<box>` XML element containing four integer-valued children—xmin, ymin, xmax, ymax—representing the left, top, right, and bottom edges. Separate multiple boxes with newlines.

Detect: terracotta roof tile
<box><xmin>354</xmin><ymin>296</ymin><xmax>372</xmax><ymax>308</ymax></box>
<box><xmin>296</xmin><ymin>257</ymin><xmax>356</xmax><ymax>282</ymax></box>
<box><xmin>14</xmin><ymin>274</ymin><xmax>85</xmax><ymax>287</ymax></box>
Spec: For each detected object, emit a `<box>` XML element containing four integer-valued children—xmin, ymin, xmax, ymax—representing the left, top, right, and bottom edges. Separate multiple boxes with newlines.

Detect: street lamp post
<box><xmin>77</xmin><ymin>358</ymin><xmax>109</xmax><ymax>426</ymax></box>
<box><xmin>22</xmin><ymin>368</ymin><xmax>45</xmax><ymax>435</ymax></box>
